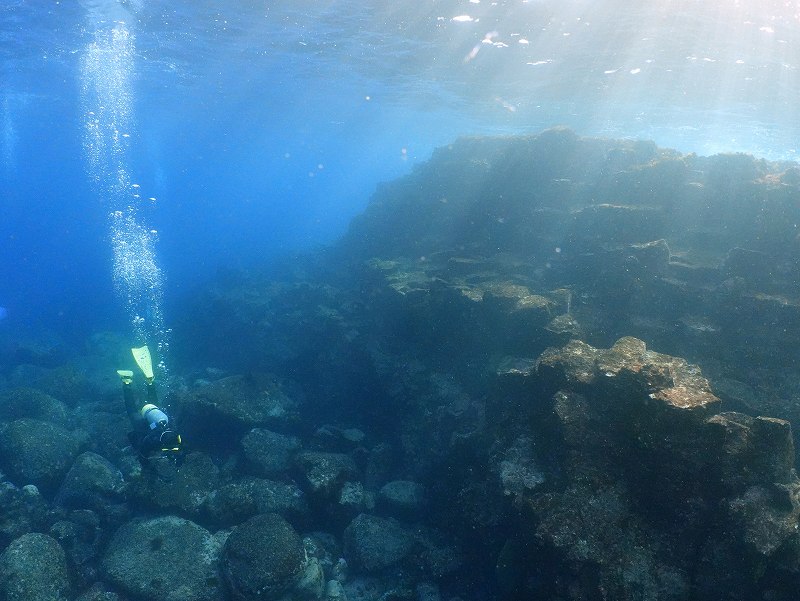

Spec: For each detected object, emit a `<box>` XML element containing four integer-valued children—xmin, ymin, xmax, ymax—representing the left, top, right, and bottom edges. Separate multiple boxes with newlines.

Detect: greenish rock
<box><xmin>324</xmin><ymin>579</ymin><xmax>348</xmax><ymax>601</ymax></box>
<box><xmin>343</xmin><ymin>514</ymin><xmax>415</xmax><ymax>572</ymax></box>
<box><xmin>378</xmin><ymin>481</ymin><xmax>426</xmax><ymax>515</ymax></box>
<box><xmin>0</xmin><ymin>481</ymin><xmax>49</xmax><ymax>548</ymax></box>
<box><xmin>0</xmin><ymin>387</ymin><xmax>69</xmax><ymax>424</ymax></box>
<box><xmin>222</xmin><ymin>513</ymin><xmax>306</xmax><ymax>601</ymax></box>
<box><xmin>183</xmin><ymin>375</ymin><xmax>298</xmax><ymax>432</ymax></box>
<box><xmin>0</xmin><ymin>533</ymin><xmax>71</xmax><ymax>601</ymax></box>
<box><xmin>727</xmin><ymin>484</ymin><xmax>800</xmax><ymax>557</ymax></box>
<box><xmin>204</xmin><ymin>477</ymin><xmax>308</xmax><ymax>527</ymax></box>
<box><xmin>74</xmin><ymin>582</ymin><xmax>123</xmax><ymax>601</ymax></box>
<box><xmin>338</xmin><ymin>481</ymin><xmax>375</xmax><ymax>518</ymax></box>
<box><xmin>102</xmin><ymin>516</ymin><xmax>224</xmax><ymax>601</ymax></box>
<box><xmin>129</xmin><ymin>451</ymin><xmax>219</xmax><ymax>516</ymax></box>
<box><xmin>0</xmin><ymin>418</ymin><xmax>81</xmax><ymax>493</ymax></box>
<box><xmin>293</xmin><ymin>556</ymin><xmax>326</xmax><ymax>600</ymax></box>
<box><xmin>295</xmin><ymin>452</ymin><xmax>359</xmax><ymax>498</ymax></box>
<box><xmin>55</xmin><ymin>451</ymin><xmax>126</xmax><ymax>512</ymax></box>
<box><xmin>241</xmin><ymin>428</ymin><xmax>301</xmax><ymax>476</ymax></box>
<box><xmin>8</xmin><ymin>364</ymin><xmax>90</xmax><ymax>407</ymax></box>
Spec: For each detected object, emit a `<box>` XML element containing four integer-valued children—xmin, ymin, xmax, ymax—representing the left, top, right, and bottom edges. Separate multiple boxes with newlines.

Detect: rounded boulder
<box><xmin>0</xmin><ymin>532</ymin><xmax>71</xmax><ymax>601</ymax></box>
<box><xmin>102</xmin><ymin>516</ymin><xmax>224</xmax><ymax>601</ymax></box>
<box><xmin>0</xmin><ymin>418</ymin><xmax>81</xmax><ymax>493</ymax></box>
<box><xmin>222</xmin><ymin>513</ymin><xmax>306</xmax><ymax>600</ymax></box>
<box><xmin>343</xmin><ymin>513</ymin><xmax>415</xmax><ymax>572</ymax></box>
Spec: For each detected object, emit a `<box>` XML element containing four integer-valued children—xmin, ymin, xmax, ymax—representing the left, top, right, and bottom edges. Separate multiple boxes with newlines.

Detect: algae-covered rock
<box><xmin>222</xmin><ymin>513</ymin><xmax>306</xmax><ymax>600</ymax></box>
<box><xmin>343</xmin><ymin>513</ymin><xmax>415</xmax><ymax>572</ymax></box>
<box><xmin>182</xmin><ymin>375</ymin><xmax>299</xmax><ymax>439</ymax></box>
<box><xmin>55</xmin><ymin>451</ymin><xmax>126</xmax><ymax>513</ymax></box>
<box><xmin>204</xmin><ymin>477</ymin><xmax>308</xmax><ymax>527</ymax></box>
<box><xmin>50</xmin><ymin>510</ymin><xmax>106</xmax><ymax>592</ymax></box>
<box><xmin>0</xmin><ymin>533</ymin><xmax>72</xmax><ymax>601</ymax></box>
<box><xmin>295</xmin><ymin>451</ymin><xmax>359</xmax><ymax>498</ymax></box>
<box><xmin>103</xmin><ymin>516</ymin><xmax>224</xmax><ymax>601</ymax></box>
<box><xmin>0</xmin><ymin>418</ymin><xmax>81</xmax><ymax>493</ymax></box>
<box><xmin>241</xmin><ymin>428</ymin><xmax>302</xmax><ymax>476</ymax></box>
<box><xmin>0</xmin><ymin>481</ymin><xmax>49</xmax><ymax>548</ymax></box>
<box><xmin>129</xmin><ymin>451</ymin><xmax>219</xmax><ymax>516</ymax></box>
<box><xmin>74</xmin><ymin>582</ymin><xmax>123</xmax><ymax>601</ymax></box>
<box><xmin>377</xmin><ymin>480</ymin><xmax>426</xmax><ymax>516</ymax></box>
<box><xmin>0</xmin><ymin>387</ymin><xmax>69</xmax><ymax>424</ymax></box>
<box><xmin>706</xmin><ymin>412</ymin><xmax>796</xmax><ymax>493</ymax></box>
<box><xmin>8</xmin><ymin>364</ymin><xmax>90</xmax><ymax>407</ymax></box>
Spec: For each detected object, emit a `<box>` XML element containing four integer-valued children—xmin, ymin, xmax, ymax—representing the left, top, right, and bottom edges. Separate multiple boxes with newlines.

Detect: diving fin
<box><xmin>131</xmin><ymin>345</ymin><xmax>155</xmax><ymax>382</ymax></box>
<box><xmin>117</xmin><ymin>369</ymin><xmax>134</xmax><ymax>385</ymax></box>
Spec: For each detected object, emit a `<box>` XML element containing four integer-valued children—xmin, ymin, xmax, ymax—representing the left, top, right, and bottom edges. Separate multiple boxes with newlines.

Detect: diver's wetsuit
<box><xmin>122</xmin><ymin>381</ymin><xmax>175</xmax><ymax>458</ymax></box>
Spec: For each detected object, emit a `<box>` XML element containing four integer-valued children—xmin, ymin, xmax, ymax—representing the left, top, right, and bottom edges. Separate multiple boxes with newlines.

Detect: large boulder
<box><xmin>0</xmin><ymin>387</ymin><xmax>69</xmax><ymax>424</ymax></box>
<box><xmin>102</xmin><ymin>516</ymin><xmax>224</xmax><ymax>601</ymax></box>
<box><xmin>204</xmin><ymin>478</ymin><xmax>308</xmax><ymax>527</ymax></box>
<box><xmin>182</xmin><ymin>375</ymin><xmax>300</xmax><ymax>443</ymax></box>
<box><xmin>295</xmin><ymin>452</ymin><xmax>359</xmax><ymax>499</ymax></box>
<box><xmin>55</xmin><ymin>451</ymin><xmax>126</xmax><ymax>514</ymax></box>
<box><xmin>0</xmin><ymin>418</ymin><xmax>82</xmax><ymax>493</ymax></box>
<box><xmin>0</xmin><ymin>533</ymin><xmax>72</xmax><ymax>601</ymax></box>
<box><xmin>50</xmin><ymin>510</ymin><xmax>106</xmax><ymax>592</ymax></box>
<box><xmin>343</xmin><ymin>513</ymin><xmax>415</xmax><ymax>572</ymax></box>
<box><xmin>377</xmin><ymin>480</ymin><xmax>427</xmax><ymax>516</ymax></box>
<box><xmin>128</xmin><ymin>451</ymin><xmax>219</xmax><ymax>516</ymax></box>
<box><xmin>240</xmin><ymin>428</ymin><xmax>302</xmax><ymax>476</ymax></box>
<box><xmin>8</xmin><ymin>364</ymin><xmax>90</xmax><ymax>407</ymax></box>
<box><xmin>221</xmin><ymin>513</ymin><xmax>306</xmax><ymax>600</ymax></box>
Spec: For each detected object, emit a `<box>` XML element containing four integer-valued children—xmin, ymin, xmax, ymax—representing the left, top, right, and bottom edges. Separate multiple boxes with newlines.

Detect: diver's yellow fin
<box><xmin>131</xmin><ymin>346</ymin><xmax>154</xmax><ymax>382</ymax></box>
<box><xmin>117</xmin><ymin>369</ymin><xmax>133</xmax><ymax>385</ymax></box>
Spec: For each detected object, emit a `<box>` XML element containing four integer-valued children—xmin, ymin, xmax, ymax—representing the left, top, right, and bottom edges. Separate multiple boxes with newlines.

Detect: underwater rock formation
<box><xmin>221</xmin><ymin>513</ymin><xmax>306</xmax><ymax>601</ymax></box>
<box><xmin>342</xmin><ymin>513</ymin><xmax>415</xmax><ymax>573</ymax></box>
<box><xmin>167</xmin><ymin>128</ymin><xmax>800</xmax><ymax>600</ymax></box>
<box><xmin>4</xmin><ymin>129</ymin><xmax>800</xmax><ymax>600</ymax></box>
<box><xmin>491</xmin><ymin>336</ymin><xmax>800</xmax><ymax>599</ymax></box>
<box><xmin>0</xmin><ymin>532</ymin><xmax>72</xmax><ymax>601</ymax></box>
<box><xmin>102</xmin><ymin>516</ymin><xmax>224</xmax><ymax>601</ymax></box>
<box><xmin>55</xmin><ymin>452</ymin><xmax>127</xmax><ymax>516</ymax></box>
<box><xmin>0</xmin><ymin>418</ymin><xmax>82</xmax><ymax>495</ymax></box>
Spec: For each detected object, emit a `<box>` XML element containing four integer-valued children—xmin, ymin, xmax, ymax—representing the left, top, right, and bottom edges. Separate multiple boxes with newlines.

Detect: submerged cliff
<box><xmin>3</xmin><ymin>129</ymin><xmax>800</xmax><ymax>600</ymax></box>
<box><xmin>177</xmin><ymin>128</ymin><xmax>800</xmax><ymax>599</ymax></box>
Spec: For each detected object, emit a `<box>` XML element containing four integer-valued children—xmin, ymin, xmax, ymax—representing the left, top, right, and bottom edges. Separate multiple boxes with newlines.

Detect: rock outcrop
<box><xmin>490</xmin><ymin>336</ymin><xmax>800</xmax><ymax>600</ymax></box>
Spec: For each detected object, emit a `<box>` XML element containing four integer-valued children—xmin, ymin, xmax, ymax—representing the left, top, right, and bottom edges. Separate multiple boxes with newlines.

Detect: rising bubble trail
<box><xmin>80</xmin><ymin>17</ymin><xmax>170</xmax><ymax>382</ymax></box>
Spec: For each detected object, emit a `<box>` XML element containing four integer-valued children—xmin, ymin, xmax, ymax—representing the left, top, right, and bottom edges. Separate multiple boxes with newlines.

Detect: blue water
<box><xmin>1</xmin><ymin>0</ymin><xmax>799</xmax><ymax>339</ymax></box>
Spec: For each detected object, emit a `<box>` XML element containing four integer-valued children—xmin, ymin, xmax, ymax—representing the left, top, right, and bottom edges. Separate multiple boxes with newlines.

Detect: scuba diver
<box><xmin>117</xmin><ymin>345</ymin><xmax>183</xmax><ymax>477</ymax></box>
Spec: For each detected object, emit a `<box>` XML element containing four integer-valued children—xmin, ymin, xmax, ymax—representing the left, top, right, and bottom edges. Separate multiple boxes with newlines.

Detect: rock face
<box><xmin>171</xmin><ymin>129</ymin><xmax>800</xmax><ymax>600</ymax></box>
<box><xmin>221</xmin><ymin>513</ymin><xmax>306</xmax><ymax>601</ymax></box>
<box><xmin>5</xmin><ymin>130</ymin><xmax>800</xmax><ymax>601</ymax></box>
<box><xmin>0</xmin><ymin>533</ymin><xmax>71</xmax><ymax>601</ymax></box>
<box><xmin>102</xmin><ymin>516</ymin><xmax>224</xmax><ymax>601</ymax></box>
<box><xmin>487</xmin><ymin>337</ymin><xmax>800</xmax><ymax>600</ymax></box>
